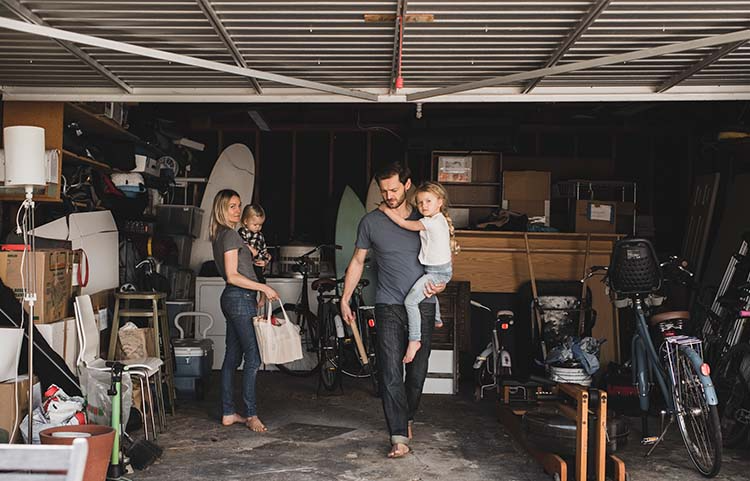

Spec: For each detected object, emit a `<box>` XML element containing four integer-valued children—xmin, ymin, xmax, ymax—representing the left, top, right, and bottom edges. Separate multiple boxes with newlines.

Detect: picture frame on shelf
<box><xmin>438</xmin><ymin>155</ymin><xmax>472</xmax><ymax>183</ymax></box>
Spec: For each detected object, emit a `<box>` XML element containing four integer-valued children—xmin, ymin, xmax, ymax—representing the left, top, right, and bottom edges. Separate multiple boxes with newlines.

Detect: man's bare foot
<box><xmin>403</xmin><ymin>340</ymin><xmax>422</xmax><ymax>364</ymax></box>
<box><xmin>221</xmin><ymin>413</ymin><xmax>246</xmax><ymax>426</ymax></box>
<box><xmin>246</xmin><ymin>416</ymin><xmax>268</xmax><ymax>432</ymax></box>
<box><xmin>387</xmin><ymin>443</ymin><xmax>410</xmax><ymax>458</ymax></box>
<box><xmin>408</xmin><ymin>421</ymin><xmax>414</xmax><ymax>440</ymax></box>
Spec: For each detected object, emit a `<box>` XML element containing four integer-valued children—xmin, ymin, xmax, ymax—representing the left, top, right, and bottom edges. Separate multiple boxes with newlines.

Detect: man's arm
<box><xmin>340</xmin><ymin>248</ymin><xmax>368</xmax><ymax>324</ymax></box>
<box><xmin>379</xmin><ymin>204</ymin><xmax>425</xmax><ymax>232</ymax></box>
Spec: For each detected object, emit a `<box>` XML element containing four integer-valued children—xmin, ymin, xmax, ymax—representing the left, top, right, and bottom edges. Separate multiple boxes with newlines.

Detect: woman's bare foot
<box><xmin>221</xmin><ymin>413</ymin><xmax>246</xmax><ymax>426</ymax></box>
<box><xmin>246</xmin><ymin>416</ymin><xmax>268</xmax><ymax>432</ymax></box>
<box><xmin>387</xmin><ymin>443</ymin><xmax>411</xmax><ymax>458</ymax></box>
<box><xmin>403</xmin><ymin>340</ymin><xmax>422</xmax><ymax>364</ymax></box>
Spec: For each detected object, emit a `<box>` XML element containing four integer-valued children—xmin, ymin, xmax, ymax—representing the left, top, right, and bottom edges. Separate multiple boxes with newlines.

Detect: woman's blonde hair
<box><xmin>241</xmin><ymin>204</ymin><xmax>266</xmax><ymax>224</ymax></box>
<box><xmin>209</xmin><ymin>189</ymin><xmax>241</xmax><ymax>241</ymax></box>
<box><xmin>415</xmin><ymin>181</ymin><xmax>460</xmax><ymax>255</ymax></box>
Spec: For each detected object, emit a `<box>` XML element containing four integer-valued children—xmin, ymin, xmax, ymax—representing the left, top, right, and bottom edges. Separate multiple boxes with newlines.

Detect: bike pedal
<box><xmin>641</xmin><ymin>436</ymin><xmax>659</xmax><ymax>446</ymax></box>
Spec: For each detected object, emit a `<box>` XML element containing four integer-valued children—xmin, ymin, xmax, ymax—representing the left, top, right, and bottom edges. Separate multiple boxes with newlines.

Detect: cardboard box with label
<box><xmin>0</xmin><ymin>249</ymin><xmax>72</xmax><ymax>324</ymax></box>
<box><xmin>574</xmin><ymin>200</ymin><xmax>617</xmax><ymax>233</ymax></box>
<box><xmin>36</xmin><ymin>317</ymin><xmax>79</xmax><ymax>373</ymax></box>
<box><xmin>502</xmin><ymin>171</ymin><xmax>551</xmax><ymax>224</ymax></box>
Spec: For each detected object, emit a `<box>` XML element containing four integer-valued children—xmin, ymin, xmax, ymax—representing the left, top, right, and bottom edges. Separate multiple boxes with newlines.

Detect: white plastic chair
<box><xmin>74</xmin><ymin>295</ymin><xmax>165</xmax><ymax>439</ymax></box>
<box><xmin>0</xmin><ymin>437</ymin><xmax>88</xmax><ymax>481</ymax></box>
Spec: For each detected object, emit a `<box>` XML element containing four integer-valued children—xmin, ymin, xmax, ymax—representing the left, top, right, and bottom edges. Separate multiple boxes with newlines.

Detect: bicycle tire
<box><xmin>274</xmin><ymin>305</ymin><xmax>322</xmax><ymax>377</ymax></box>
<box><xmin>318</xmin><ymin>307</ymin><xmax>341</xmax><ymax>391</ymax></box>
<box><xmin>716</xmin><ymin>343</ymin><xmax>750</xmax><ymax>448</ymax></box>
<box><xmin>672</xmin><ymin>347</ymin><xmax>723</xmax><ymax>477</ymax></box>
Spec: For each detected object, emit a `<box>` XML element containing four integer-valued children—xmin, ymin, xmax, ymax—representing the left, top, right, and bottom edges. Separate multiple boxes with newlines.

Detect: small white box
<box><xmin>132</xmin><ymin>155</ymin><xmax>160</xmax><ymax>177</ymax></box>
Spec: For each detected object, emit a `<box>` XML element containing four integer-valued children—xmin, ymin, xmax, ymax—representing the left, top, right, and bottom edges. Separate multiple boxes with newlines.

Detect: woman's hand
<box><xmin>263</xmin><ymin>286</ymin><xmax>279</xmax><ymax>301</ymax></box>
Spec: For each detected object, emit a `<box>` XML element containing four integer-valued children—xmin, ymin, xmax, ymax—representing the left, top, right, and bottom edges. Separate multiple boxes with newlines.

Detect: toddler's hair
<box><xmin>241</xmin><ymin>204</ymin><xmax>266</xmax><ymax>224</ymax></box>
<box><xmin>415</xmin><ymin>181</ymin><xmax>460</xmax><ymax>255</ymax></box>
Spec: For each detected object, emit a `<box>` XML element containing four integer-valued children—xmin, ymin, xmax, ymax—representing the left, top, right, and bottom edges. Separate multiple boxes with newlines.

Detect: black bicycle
<box><xmin>316</xmin><ymin>277</ymin><xmax>379</xmax><ymax>396</ymax></box>
<box><xmin>274</xmin><ymin>244</ymin><xmax>340</xmax><ymax>377</ymax></box>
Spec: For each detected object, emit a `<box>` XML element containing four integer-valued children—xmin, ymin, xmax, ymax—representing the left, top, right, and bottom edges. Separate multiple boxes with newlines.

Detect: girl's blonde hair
<box><xmin>241</xmin><ymin>204</ymin><xmax>266</xmax><ymax>224</ymax></box>
<box><xmin>209</xmin><ymin>189</ymin><xmax>241</xmax><ymax>241</ymax></box>
<box><xmin>415</xmin><ymin>181</ymin><xmax>460</xmax><ymax>255</ymax></box>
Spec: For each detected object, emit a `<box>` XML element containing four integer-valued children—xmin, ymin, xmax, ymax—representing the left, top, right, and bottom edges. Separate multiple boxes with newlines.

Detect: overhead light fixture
<box><xmin>247</xmin><ymin>110</ymin><xmax>270</xmax><ymax>132</ymax></box>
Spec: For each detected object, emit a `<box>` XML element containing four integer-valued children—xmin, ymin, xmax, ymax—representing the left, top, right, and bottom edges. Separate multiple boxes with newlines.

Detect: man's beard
<box><xmin>385</xmin><ymin>193</ymin><xmax>406</xmax><ymax>209</ymax></box>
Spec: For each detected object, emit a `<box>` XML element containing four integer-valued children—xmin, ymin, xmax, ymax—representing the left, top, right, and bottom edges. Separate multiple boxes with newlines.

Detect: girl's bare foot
<box><xmin>221</xmin><ymin>413</ymin><xmax>246</xmax><ymax>426</ymax></box>
<box><xmin>403</xmin><ymin>340</ymin><xmax>422</xmax><ymax>364</ymax></box>
<box><xmin>246</xmin><ymin>416</ymin><xmax>268</xmax><ymax>432</ymax></box>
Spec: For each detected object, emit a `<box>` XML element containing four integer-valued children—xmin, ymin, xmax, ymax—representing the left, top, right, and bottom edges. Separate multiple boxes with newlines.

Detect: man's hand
<box><xmin>423</xmin><ymin>281</ymin><xmax>446</xmax><ymax>298</ymax></box>
<box><xmin>340</xmin><ymin>299</ymin><xmax>355</xmax><ymax>325</ymax></box>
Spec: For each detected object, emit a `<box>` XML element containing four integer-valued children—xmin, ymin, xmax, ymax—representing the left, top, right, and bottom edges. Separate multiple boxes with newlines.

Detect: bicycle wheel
<box><xmin>274</xmin><ymin>305</ymin><xmax>322</xmax><ymax>377</ymax></box>
<box><xmin>318</xmin><ymin>306</ymin><xmax>342</xmax><ymax>391</ymax></box>
<box><xmin>672</xmin><ymin>347</ymin><xmax>723</xmax><ymax>477</ymax></box>
<box><xmin>716</xmin><ymin>343</ymin><xmax>750</xmax><ymax>447</ymax></box>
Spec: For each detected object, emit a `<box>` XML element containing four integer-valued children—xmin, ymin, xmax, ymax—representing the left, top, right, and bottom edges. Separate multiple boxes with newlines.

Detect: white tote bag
<box><xmin>253</xmin><ymin>300</ymin><xmax>303</xmax><ymax>365</ymax></box>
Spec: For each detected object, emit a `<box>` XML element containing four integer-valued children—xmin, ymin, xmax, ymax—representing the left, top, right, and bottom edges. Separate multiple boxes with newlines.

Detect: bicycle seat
<box><xmin>312</xmin><ymin>278</ymin><xmax>337</xmax><ymax>293</ymax></box>
<box><xmin>650</xmin><ymin>310</ymin><xmax>690</xmax><ymax>326</ymax></box>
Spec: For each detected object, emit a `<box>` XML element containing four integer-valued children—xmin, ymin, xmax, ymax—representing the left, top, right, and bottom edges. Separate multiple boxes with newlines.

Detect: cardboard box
<box><xmin>34</xmin><ymin>211</ymin><xmax>119</xmax><ymax>295</ymax></box>
<box><xmin>503</xmin><ymin>171</ymin><xmax>551</xmax><ymax>201</ymax></box>
<box><xmin>0</xmin><ymin>375</ymin><xmax>30</xmax><ymax>443</ymax></box>
<box><xmin>574</xmin><ymin>200</ymin><xmax>617</xmax><ymax>234</ymax></box>
<box><xmin>502</xmin><ymin>171</ymin><xmax>552</xmax><ymax>223</ymax></box>
<box><xmin>0</xmin><ymin>249</ymin><xmax>73</xmax><ymax>324</ymax></box>
<box><xmin>36</xmin><ymin>317</ymin><xmax>79</xmax><ymax>373</ymax></box>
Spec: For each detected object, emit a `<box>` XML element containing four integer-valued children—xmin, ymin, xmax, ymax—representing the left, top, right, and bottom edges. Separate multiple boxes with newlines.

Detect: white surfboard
<box><xmin>337</xmin><ymin>185</ymin><xmax>379</xmax><ymax>305</ymax></box>
<box><xmin>190</xmin><ymin>144</ymin><xmax>255</xmax><ymax>271</ymax></box>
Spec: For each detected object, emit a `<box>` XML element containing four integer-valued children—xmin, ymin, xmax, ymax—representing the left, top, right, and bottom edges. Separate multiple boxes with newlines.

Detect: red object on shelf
<box><xmin>1</xmin><ymin>244</ymin><xmax>30</xmax><ymax>251</ymax></box>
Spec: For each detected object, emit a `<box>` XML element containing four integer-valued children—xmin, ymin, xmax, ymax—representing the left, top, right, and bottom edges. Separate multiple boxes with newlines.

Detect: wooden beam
<box><xmin>657</xmin><ymin>40</ymin><xmax>747</xmax><ymax>93</ymax></box>
<box><xmin>524</xmin><ymin>0</ymin><xmax>612</xmax><ymax>94</ymax></box>
<box><xmin>365</xmin><ymin>13</ymin><xmax>433</xmax><ymax>23</ymax></box>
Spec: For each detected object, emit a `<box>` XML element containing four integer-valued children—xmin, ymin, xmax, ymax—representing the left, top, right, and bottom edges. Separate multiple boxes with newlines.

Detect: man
<box><xmin>340</xmin><ymin>162</ymin><xmax>445</xmax><ymax>458</ymax></box>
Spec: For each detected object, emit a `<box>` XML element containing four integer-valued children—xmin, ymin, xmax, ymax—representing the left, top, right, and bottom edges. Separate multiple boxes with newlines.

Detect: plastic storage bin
<box><xmin>172</xmin><ymin>312</ymin><xmax>214</xmax><ymax>400</ymax></box>
<box><xmin>156</xmin><ymin>205</ymin><xmax>203</xmax><ymax>238</ymax></box>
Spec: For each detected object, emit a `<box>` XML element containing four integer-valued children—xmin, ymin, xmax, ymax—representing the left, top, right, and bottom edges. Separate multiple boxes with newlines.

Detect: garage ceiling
<box><xmin>2</xmin><ymin>0</ymin><xmax>750</xmax><ymax>103</ymax></box>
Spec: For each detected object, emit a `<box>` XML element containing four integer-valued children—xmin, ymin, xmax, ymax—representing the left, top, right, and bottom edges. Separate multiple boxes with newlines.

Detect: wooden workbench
<box><xmin>453</xmin><ymin>231</ymin><xmax>622</xmax><ymax>364</ymax></box>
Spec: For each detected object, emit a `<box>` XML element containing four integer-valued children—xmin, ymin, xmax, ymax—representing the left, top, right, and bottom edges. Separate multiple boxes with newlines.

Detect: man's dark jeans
<box><xmin>375</xmin><ymin>302</ymin><xmax>436</xmax><ymax>445</ymax></box>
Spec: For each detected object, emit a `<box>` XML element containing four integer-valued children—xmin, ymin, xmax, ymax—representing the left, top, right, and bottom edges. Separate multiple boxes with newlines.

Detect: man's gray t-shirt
<box><xmin>212</xmin><ymin>226</ymin><xmax>258</xmax><ymax>284</ymax></box>
<box><xmin>356</xmin><ymin>208</ymin><xmax>435</xmax><ymax>305</ymax></box>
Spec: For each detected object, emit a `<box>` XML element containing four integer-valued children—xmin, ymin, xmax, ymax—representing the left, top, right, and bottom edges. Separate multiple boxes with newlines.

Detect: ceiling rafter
<box><xmin>657</xmin><ymin>41</ymin><xmax>748</xmax><ymax>93</ymax></box>
<box><xmin>0</xmin><ymin>16</ymin><xmax>378</xmax><ymax>101</ymax></box>
<box><xmin>389</xmin><ymin>0</ymin><xmax>406</xmax><ymax>94</ymax></box>
<box><xmin>408</xmin><ymin>29</ymin><xmax>750</xmax><ymax>102</ymax></box>
<box><xmin>195</xmin><ymin>0</ymin><xmax>262</xmax><ymax>94</ymax></box>
<box><xmin>1</xmin><ymin>0</ymin><xmax>132</xmax><ymax>93</ymax></box>
<box><xmin>523</xmin><ymin>0</ymin><xmax>612</xmax><ymax>94</ymax></box>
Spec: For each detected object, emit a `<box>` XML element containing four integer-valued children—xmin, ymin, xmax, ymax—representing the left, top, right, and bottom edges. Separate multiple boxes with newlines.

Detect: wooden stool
<box><xmin>108</xmin><ymin>292</ymin><xmax>176</xmax><ymax>418</ymax></box>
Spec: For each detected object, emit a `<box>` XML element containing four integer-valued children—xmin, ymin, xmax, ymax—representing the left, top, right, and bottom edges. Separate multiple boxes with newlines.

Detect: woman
<box><xmin>210</xmin><ymin>188</ymin><xmax>279</xmax><ymax>432</ymax></box>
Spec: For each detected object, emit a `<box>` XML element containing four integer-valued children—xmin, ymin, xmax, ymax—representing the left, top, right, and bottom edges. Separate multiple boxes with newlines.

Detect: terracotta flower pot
<box><xmin>39</xmin><ymin>424</ymin><xmax>115</xmax><ymax>481</ymax></box>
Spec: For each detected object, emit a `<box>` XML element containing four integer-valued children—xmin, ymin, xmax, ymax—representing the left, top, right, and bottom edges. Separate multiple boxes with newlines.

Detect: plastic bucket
<box><xmin>40</xmin><ymin>424</ymin><xmax>115</xmax><ymax>481</ymax></box>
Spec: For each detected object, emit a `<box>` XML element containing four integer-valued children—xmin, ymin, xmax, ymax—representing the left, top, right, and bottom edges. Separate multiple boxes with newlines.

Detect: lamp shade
<box><xmin>3</xmin><ymin>125</ymin><xmax>46</xmax><ymax>187</ymax></box>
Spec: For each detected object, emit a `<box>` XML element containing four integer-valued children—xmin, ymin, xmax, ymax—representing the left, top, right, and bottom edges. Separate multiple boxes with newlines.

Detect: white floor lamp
<box><xmin>3</xmin><ymin>125</ymin><xmax>48</xmax><ymax>443</ymax></box>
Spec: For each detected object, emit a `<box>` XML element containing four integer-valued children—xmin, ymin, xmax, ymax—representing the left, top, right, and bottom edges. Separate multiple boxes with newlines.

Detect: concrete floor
<box><xmin>130</xmin><ymin>372</ymin><xmax>750</xmax><ymax>481</ymax></box>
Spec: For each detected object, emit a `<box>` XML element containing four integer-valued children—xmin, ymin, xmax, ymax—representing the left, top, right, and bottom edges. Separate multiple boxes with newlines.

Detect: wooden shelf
<box><xmin>65</xmin><ymin>103</ymin><xmax>140</xmax><ymax>143</ymax></box>
<box><xmin>442</xmin><ymin>182</ymin><xmax>501</xmax><ymax>186</ymax></box>
<box><xmin>452</xmin><ymin>204</ymin><xmax>498</xmax><ymax>208</ymax></box>
<box><xmin>62</xmin><ymin>150</ymin><xmax>113</xmax><ymax>172</ymax></box>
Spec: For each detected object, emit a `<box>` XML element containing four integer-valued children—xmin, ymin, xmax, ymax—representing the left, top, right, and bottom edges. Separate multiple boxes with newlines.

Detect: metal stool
<box><xmin>108</xmin><ymin>292</ymin><xmax>176</xmax><ymax>422</ymax></box>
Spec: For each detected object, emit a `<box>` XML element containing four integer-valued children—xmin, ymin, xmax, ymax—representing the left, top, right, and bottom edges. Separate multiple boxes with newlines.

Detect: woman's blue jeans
<box><xmin>220</xmin><ymin>285</ymin><xmax>260</xmax><ymax>417</ymax></box>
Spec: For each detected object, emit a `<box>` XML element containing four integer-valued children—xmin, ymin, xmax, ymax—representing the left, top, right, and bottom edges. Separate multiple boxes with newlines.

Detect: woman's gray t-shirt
<box><xmin>212</xmin><ymin>226</ymin><xmax>258</xmax><ymax>283</ymax></box>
